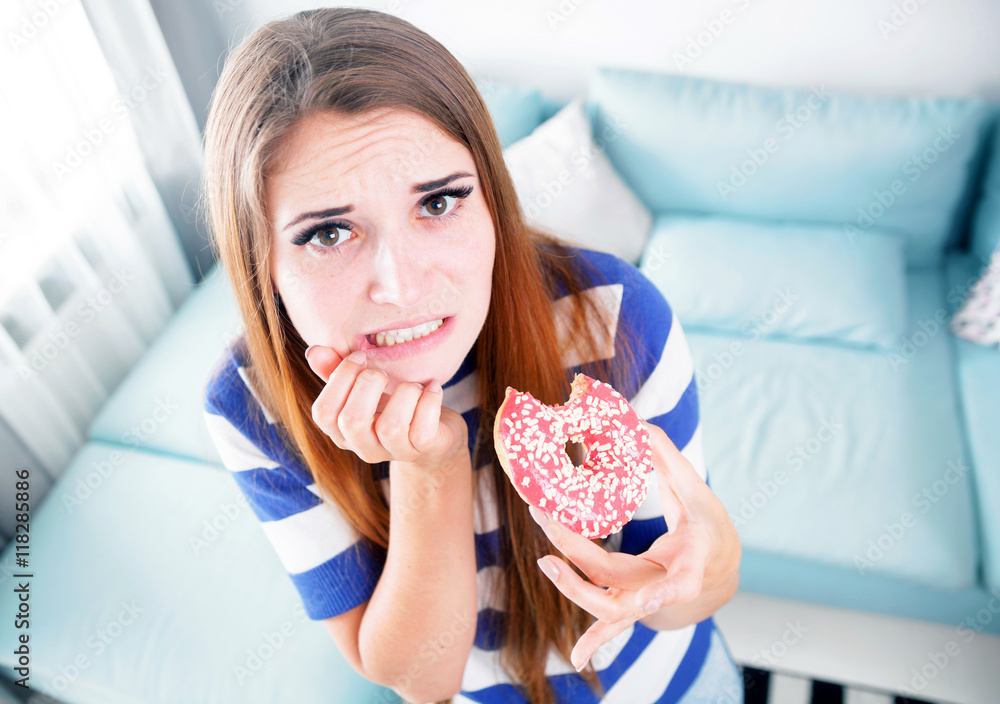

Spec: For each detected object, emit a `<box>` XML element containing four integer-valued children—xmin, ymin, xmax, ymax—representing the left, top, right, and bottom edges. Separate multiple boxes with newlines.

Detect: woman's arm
<box><xmin>303</xmin><ymin>346</ymin><xmax>479</xmax><ymax>702</ymax></box>
<box><xmin>357</xmin><ymin>451</ymin><xmax>478</xmax><ymax>703</ymax></box>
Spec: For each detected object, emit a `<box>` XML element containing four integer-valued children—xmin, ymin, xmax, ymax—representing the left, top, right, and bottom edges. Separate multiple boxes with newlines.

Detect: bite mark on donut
<box><xmin>493</xmin><ymin>373</ymin><xmax>653</xmax><ymax>539</ymax></box>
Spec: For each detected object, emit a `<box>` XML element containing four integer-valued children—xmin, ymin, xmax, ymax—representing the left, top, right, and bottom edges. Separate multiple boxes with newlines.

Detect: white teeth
<box><xmin>370</xmin><ymin>319</ymin><xmax>444</xmax><ymax>348</ymax></box>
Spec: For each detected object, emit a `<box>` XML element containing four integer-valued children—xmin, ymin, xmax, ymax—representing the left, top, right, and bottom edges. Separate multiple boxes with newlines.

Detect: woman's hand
<box><xmin>529</xmin><ymin>421</ymin><xmax>741</xmax><ymax>672</ymax></box>
<box><xmin>304</xmin><ymin>346</ymin><xmax>468</xmax><ymax>468</ymax></box>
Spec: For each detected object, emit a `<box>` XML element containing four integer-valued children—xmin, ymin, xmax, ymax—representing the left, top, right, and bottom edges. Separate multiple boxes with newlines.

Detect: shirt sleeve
<box><xmin>610</xmin><ymin>258</ymin><xmax>709</xmax><ymax>556</ymax></box>
<box><xmin>202</xmin><ymin>347</ymin><xmax>384</xmax><ymax>620</ymax></box>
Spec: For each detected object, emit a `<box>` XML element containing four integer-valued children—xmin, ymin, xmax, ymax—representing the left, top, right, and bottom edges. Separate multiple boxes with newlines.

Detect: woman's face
<box><xmin>266</xmin><ymin>107</ymin><xmax>495</xmax><ymax>392</ymax></box>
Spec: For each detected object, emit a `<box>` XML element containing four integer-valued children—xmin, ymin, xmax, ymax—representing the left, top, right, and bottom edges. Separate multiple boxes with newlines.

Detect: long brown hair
<box><xmin>201</xmin><ymin>8</ymin><xmax>640</xmax><ymax>703</ymax></box>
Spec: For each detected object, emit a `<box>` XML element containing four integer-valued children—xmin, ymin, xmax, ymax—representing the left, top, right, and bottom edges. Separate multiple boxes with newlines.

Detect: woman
<box><xmin>201</xmin><ymin>7</ymin><xmax>743</xmax><ymax>704</ymax></box>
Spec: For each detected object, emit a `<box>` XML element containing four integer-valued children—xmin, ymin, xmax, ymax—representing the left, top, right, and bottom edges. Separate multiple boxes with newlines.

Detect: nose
<box><xmin>367</xmin><ymin>235</ymin><xmax>426</xmax><ymax>308</ymax></box>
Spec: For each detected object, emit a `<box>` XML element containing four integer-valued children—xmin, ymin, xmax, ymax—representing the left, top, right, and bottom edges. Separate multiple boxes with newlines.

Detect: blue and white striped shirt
<box><xmin>203</xmin><ymin>246</ymin><xmax>717</xmax><ymax>703</ymax></box>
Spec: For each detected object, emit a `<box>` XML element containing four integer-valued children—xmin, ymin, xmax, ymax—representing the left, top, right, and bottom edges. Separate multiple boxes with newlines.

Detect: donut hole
<box><xmin>564</xmin><ymin>439</ymin><xmax>589</xmax><ymax>469</ymax></box>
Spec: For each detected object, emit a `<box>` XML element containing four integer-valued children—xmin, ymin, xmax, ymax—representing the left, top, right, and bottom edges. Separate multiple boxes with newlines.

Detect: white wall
<box><xmin>206</xmin><ymin>0</ymin><xmax>1000</xmax><ymax>104</ymax></box>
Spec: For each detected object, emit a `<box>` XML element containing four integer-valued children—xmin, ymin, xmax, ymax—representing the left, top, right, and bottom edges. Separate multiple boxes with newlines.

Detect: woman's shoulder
<box><xmin>202</xmin><ymin>333</ymin><xmax>303</xmax><ymax>471</ymax></box>
<box><xmin>547</xmin><ymin>244</ymin><xmax>666</xmax><ymax>308</ymax></box>
<box><xmin>548</xmin><ymin>244</ymin><xmax>673</xmax><ymax>336</ymax></box>
<box><xmin>203</xmin><ymin>333</ymin><xmax>262</xmax><ymax>422</ymax></box>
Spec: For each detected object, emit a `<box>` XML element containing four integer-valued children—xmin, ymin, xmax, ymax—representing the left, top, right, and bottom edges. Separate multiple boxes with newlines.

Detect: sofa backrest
<box><xmin>967</xmin><ymin>116</ymin><xmax>1000</xmax><ymax>264</ymax></box>
<box><xmin>586</xmin><ymin>67</ymin><xmax>996</xmax><ymax>268</ymax></box>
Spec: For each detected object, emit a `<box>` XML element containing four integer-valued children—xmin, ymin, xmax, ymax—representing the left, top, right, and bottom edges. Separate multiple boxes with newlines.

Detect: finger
<box><xmin>338</xmin><ymin>367</ymin><xmax>391</xmax><ymax>462</ymax></box>
<box><xmin>529</xmin><ymin>506</ymin><xmax>664</xmax><ymax>590</ymax></box>
<box><xmin>310</xmin><ymin>350</ymin><xmax>369</xmax><ymax>446</ymax></box>
<box><xmin>537</xmin><ymin>556</ymin><xmax>635</xmax><ymax>624</ymax></box>
<box><xmin>644</xmin><ymin>422</ymin><xmax>703</xmax><ymax>530</ymax></box>
<box><xmin>304</xmin><ymin>344</ymin><xmax>345</xmax><ymax>383</ymax></box>
<box><xmin>409</xmin><ymin>381</ymin><xmax>444</xmax><ymax>453</ymax></box>
<box><xmin>646</xmin><ymin>421</ymin><xmax>704</xmax><ymax>496</ymax></box>
<box><xmin>374</xmin><ymin>382</ymin><xmax>426</xmax><ymax>457</ymax></box>
<box><xmin>633</xmin><ymin>537</ymin><xmax>709</xmax><ymax>611</ymax></box>
<box><xmin>649</xmin><ymin>466</ymin><xmax>685</xmax><ymax>535</ymax></box>
<box><xmin>571</xmin><ymin>615</ymin><xmax>635</xmax><ymax>673</ymax></box>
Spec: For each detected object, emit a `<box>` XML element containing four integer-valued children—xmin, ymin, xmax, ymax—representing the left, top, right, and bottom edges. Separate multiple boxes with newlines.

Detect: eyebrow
<box><xmin>282</xmin><ymin>170</ymin><xmax>475</xmax><ymax>231</ymax></box>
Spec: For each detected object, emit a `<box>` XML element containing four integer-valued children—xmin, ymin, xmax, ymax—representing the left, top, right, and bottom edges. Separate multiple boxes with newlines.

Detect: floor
<box><xmin>714</xmin><ymin>591</ymin><xmax>1000</xmax><ymax>704</ymax></box>
<box><xmin>742</xmin><ymin>666</ymin><xmax>949</xmax><ymax>704</ymax></box>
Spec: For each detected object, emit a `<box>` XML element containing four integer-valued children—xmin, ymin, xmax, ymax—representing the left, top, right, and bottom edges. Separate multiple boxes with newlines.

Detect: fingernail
<box><xmin>346</xmin><ymin>350</ymin><xmax>366</xmax><ymax>365</ymax></box>
<box><xmin>427</xmin><ymin>380</ymin><xmax>442</xmax><ymax>394</ymax></box>
<box><xmin>304</xmin><ymin>345</ymin><xmax>317</xmax><ymax>361</ymax></box>
<box><xmin>536</xmin><ymin>557</ymin><xmax>559</xmax><ymax>582</ymax></box>
<box><xmin>642</xmin><ymin>597</ymin><xmax>663</xmax><ymax>612</ymax></box>
<box><xmin>639</xmin><ymin>585</ymin><xmax>669</xmax><ymax>612</ymax></box>
<box><xmin>528</xmin><ymin>504</ymin><xmax>549</xmax><ymax>527</ymax></box>
<box><xmin>573</xmin><ymin>655</ymin><xmax>588</xmax><ymax>673</ymax></box>
<box><xmin>414</xmin><ymin>382</ymin><xmax>425</xmax><ymax>391</ymax></box>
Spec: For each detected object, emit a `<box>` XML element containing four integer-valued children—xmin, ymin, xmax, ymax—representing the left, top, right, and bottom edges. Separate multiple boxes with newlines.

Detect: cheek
<box><xmin>273</xmin><ymin>258</ymin><xmax>360</xmax><ymax>343</ymax></box>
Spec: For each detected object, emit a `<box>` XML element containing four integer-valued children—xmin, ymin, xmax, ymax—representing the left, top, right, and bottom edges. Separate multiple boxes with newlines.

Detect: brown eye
<box><xmin>315</xmin><ymin>226</ymin><xmax>350</xmax><ymax>247</ymax></box>
<box><xmin>425</xmin><ymin>197</ymin><xmax>447</xmax><ymax>215</ymax></box>
<box><xmin>419</xmin><ymin>194</ymin><xmax>458</xmax><ymax>218</ymax></box>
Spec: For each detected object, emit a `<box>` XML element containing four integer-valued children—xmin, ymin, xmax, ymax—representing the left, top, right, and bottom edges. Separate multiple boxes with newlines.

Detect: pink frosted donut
<box><xmin>493</xmin><ymin>373</ymin><xmax>653</xmax><ymax>539</ymax></box>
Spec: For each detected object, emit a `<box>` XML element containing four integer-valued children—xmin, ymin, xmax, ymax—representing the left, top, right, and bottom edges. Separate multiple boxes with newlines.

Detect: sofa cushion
<box><xmin>504</xmin><ymin>96</ymin><xmax>653</xmax><ymax>264</ymax></box>
<box><xmin>946</xmin><ymin>251</ymin><xmax>1000</xmax><ymax>592</ymax></box>
<box><xmin>588</xmin><ymin>67</ymin><xmax>994</xmax><ymax>267</ymax></box>
<box><xmin>475</xmin><ymin>77</ymin><xmax>547</xmax><ymax>148</ymax></box>
<box><xmin>87</xmin><ymin>263</ymin><xmax>241</xmax><ymax>465</ymax></box>
<box><xmin>683</xmin><ymin>267</ymin><xmax>977</xmax><ymax>590</ymax></box>
<box><xmin>639</xmin><ymin>214</ymin><xmax>908</xmax><ymax>350</ymax></box>
<box><xmin>0</xmin><ymin>441</ymin><xmax>397</xmax><ymax>704</ymax></box>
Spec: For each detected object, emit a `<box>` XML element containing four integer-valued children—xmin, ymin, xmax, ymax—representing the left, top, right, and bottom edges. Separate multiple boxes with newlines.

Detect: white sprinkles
<box><xmin>496</xmin><ymin>374</ymin><xmax>654</xmax><ymax>539</ymax></box>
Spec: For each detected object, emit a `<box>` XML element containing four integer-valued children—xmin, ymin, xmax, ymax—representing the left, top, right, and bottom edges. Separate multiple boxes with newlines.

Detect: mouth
<box><xmin>357</xmin><ymin>315</ymin><xmax>454</xmax><ymax>354</ymax></box>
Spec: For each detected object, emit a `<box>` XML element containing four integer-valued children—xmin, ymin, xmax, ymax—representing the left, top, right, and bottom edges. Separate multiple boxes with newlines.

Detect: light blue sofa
<box><xmin>2</xmin><ymin>67</ymin><xmax>998</xmax><ymax>703</ymax></box>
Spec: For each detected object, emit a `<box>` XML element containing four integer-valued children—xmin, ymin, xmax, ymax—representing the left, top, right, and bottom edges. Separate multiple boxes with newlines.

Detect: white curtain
<box><xmin>0</xmin><ymin>0</ymin><xmax>201</xmax><ymax>540</ymax></box>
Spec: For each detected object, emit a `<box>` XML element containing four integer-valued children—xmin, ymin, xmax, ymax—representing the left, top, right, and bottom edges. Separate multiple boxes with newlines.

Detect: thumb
<box><xmin>304</xmin><ymin>344</ymin><xmax>344</xmax><ymax>383</ymax></box>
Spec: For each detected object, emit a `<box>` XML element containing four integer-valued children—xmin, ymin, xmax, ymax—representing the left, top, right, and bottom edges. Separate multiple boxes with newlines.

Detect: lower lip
<box><xmin>361</xmin><ymin>316</ymin><xmax>454</xmax><ymax>361</ymax></box>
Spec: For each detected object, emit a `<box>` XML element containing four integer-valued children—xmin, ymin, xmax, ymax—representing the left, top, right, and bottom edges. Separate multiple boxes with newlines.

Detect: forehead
<box><xmin>266</xmin><ymin>108</ymin><xmax>473</xmax><ymax>201</ymax></box>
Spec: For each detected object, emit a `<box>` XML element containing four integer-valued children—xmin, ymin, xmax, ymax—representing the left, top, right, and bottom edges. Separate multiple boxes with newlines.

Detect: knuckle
<box><xmin>311</xmin><ymin>400</ymin><xmax>332</xmax><ymax>430</ymax></box>
<box><xmin>587</xmin><ymin>560</ymin><xmax>616</xmax><ymax>589</ymax></box>
<box><xmin>375</xmin><ymin>416</ymin><xmax>406</xmax><ymax>445</ymax></box>
<box><xmin>355</xmin><ymin>449</ymin><xmax>377</xmax><ymax>464</ymax></box>
<box><xmin>339</xmin><ymin>412</ymin><xmax>368</xmax><ymax>436</ymax></box>
<box><xmin>409</xmin><ymin>426</ymin><xmax>436</xmax><ymax>450</ymax></box>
